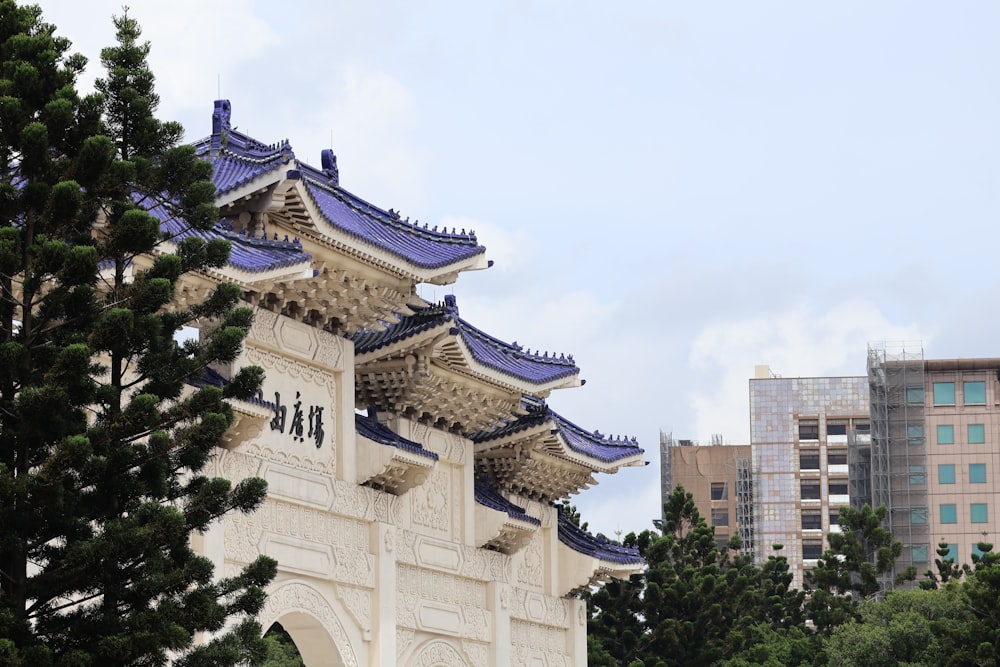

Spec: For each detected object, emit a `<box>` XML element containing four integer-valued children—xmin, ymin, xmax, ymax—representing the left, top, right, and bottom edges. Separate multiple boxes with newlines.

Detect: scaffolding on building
<box><xmin>867</xmin><ymin>342</ymin><xmax>929</xmax><ymax>589</ymax></box>
<box><xmin>659</xmin><ymin>431</ymin><xmax>673</xmax><ymax>526</ymax></box>
<box><xmin>735</xmin><ymin>454</ymin><xmax>754</xmax><ymax>557</ymax></box>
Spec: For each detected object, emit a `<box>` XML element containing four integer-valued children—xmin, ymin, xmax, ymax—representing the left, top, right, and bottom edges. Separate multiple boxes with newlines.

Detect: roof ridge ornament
<box><xmin>320</xmin><ymin>148</ymin><xmax>339</xmax><ymax>186</ymax></box>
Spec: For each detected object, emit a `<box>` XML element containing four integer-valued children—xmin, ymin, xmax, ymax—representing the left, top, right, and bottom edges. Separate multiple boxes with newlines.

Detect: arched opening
<box><xmin>264</xmin><ymin>614</ymin><xmax>346</xmax><ymax>667</ymax></box>
<box><xmin>262</xmin><ymin>623</ymin><xmax>304</xmax><ymax>666</ymax></box>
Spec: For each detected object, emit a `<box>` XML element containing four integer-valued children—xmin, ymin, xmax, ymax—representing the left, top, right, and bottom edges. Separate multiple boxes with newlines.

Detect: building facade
<box><xmin>748</xmin><ymin>366</ymin><xmax>870</xmax><ymax>589</ymax></box>
<box><xmin>171</xmin><ymin>100</ymin><xmax>646</xmax><ymax>666</ymax></box>
<box><xmin>867</xmin><ymin>345</ymin><xmax>1000</xmax><ymax>581</ymax></box>
<box><xmin>659</xmin><ymin>434</ymin><xmax>752</xmax><ymax>553</ymax></box>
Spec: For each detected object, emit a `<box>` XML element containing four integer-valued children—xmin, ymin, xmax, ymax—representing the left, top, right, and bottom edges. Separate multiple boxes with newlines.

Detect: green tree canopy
<box><xmin>0</xmin><ymin>4</ymin><xmax>275</xmax><ymax>665</ymax></box>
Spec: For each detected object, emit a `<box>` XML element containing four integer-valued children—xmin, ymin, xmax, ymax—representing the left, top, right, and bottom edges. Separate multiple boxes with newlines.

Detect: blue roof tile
<box><xmin>301</xmin><ymin>179</ymin><xmax>485</xmax><ymax>270</ymax></box>
<box><xmin>474</xmin><ymin>479</ymin><xmax>541</xmax><ymax>526</ymax></box>
<box><xmin>146</xmin><ymin>198</ymin><xmax>312</xmax><ymax>275</ymax></box>
<box><xmin>193</xmin><ymin>100</ymin><xmax>486</xmax><ymax>271</ymax></box>
<box><xmin>472</xmin><ymin>396</ymin><xmax>644</xmax><ymax>465</ymax></box>
<box><xmin>352</xmin><ymin>295</ymin><xmax>579</xmax><ymax>386</ymax></box>
<box><xmin>557</xmin><ymin>508</ymin><xmax>643</xmax><ymax>566</ymax></box>
<box><xmin>355</xmin><ymin>411</ymin><xmax>439</xmax><ymax>461</ymax></box>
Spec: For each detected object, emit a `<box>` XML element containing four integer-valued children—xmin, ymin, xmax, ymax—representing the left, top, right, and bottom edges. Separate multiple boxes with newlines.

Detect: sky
<box><xmin>39</xmin><ymin>0</ymin><xmax>1000</xmax><ymax>538</ymax></box>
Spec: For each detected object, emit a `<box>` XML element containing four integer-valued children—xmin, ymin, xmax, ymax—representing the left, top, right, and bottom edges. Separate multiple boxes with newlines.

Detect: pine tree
<box><xmin>0</xmin><ymin>5</ymin><xmax>275</xmax><ymax>664</ymax></box>
<box><xmin>804</xmin><ymin>504</ymin><xmax>902</xmax><ymax>632</ymax></box>
<box><xmin>587</xmin><ymin>486</ymin><xmax>808</xmax><ymax>667</ymax></box>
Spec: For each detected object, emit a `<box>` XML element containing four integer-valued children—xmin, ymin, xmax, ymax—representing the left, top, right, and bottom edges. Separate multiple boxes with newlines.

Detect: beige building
<box><xmin>659</xmin><ymin>435</ymin><xmax>752</xmax><ymax>553</ymax></box>
<box><xmin>867</xmin><ymin>346</ymin><xmax>1000</xmax><ymax>579</ymax></box>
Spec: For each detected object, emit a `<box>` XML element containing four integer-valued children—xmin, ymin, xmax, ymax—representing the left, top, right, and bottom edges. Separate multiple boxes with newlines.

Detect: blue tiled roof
<box><xmin>194</xmin><ymin>99</ymin><xmax>486</xmax><ymax>271</ymax></box>
<box><xmin>352</xmin><ymin>295</ymin><xmax>579</xmax><ymax>386</ymax></box>
<box><xmin>301</xmin><ymin>179</ymin><xmax>485</xmax><ymax>270</ymax></box>
<box><xmin>355</xmin><ymin>411</ymin><xmax>439</xmax><ymax>461</ymax></box>
<box><xmin>147</xmin><ymin>198</ymin><xmax>312</xmax><ymax>275</ymax></box>
<box><xmin>191</xmin><ymin>99</ymin><xmax>293</xmax><ymax>195</ymax></box>
<box><xmin>557</xmin><ymin>509</ymin><xmax>643</xmax><ymax>566</ymax></box>
<box><xmin>472</xmin><ymin>397</ymin><xmax>644</xmax><ymax>464</ymax></box>
<box><xmin>474</xmin><ymin>479</ymin><xmax>541</xmax><ymax>526</ymax></box>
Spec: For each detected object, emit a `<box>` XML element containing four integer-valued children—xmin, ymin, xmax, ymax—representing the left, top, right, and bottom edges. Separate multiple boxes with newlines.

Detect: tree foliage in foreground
<box><xmin>587</xmin><ymin>486</ymin><xmax>804</xmax><ymax>667</ymax></box>
<box><xmin>0</xmin><ymin>4</ymin><xmax>275</xmax><ymax>664</ymax></box>
<box><xmin>588</xmin><ymin>489</ymin><xmax>1000</xmax><ymax>666</ymax></box>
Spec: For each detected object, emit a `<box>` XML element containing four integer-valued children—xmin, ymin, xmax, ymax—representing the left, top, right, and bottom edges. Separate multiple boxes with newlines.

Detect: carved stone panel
<box><xmin>510</xmin><ymin>620</ymin><xmax>571</xmax><ymax>667</ymax></box>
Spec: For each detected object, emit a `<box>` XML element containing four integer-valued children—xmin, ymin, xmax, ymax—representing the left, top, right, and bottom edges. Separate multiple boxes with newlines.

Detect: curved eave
<box><xmin>450</xmin><ymin>335</ymin><xmax>581</xmax><ymax>396</ymax></box>
<box><xmin>201</xmin><ymin>150</ymin><xmax>292</xmax><ymax>207</ymax></box>
<box><xmin>294</xmin><ymin>178</ymin><xmax>489</xmax><ymax>284</ymax></box>
<box><xmin>157</xmin><ymin>237</ymin><xmax>314</xmax><ymax>287</ymax></box>
<box><xmin>476</xmin><ymin>426</ymin><xmax>645</xmax><ymax>475</ymax></box>
<box><xmin>556</xmin><ymin>513</ymin><xmax>644</xmax><ymax>594</ymax></box>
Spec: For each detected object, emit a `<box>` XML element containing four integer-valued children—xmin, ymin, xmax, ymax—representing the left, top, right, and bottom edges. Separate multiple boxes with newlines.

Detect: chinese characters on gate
<box><xmin>269</xmin><ymin>391</ymin><xmax>325</xmax><ymax>448</ymax></box>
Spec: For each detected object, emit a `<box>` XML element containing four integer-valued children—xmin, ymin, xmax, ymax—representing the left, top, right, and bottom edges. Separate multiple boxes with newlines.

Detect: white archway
<box><xmin>259</xmin><ymin>581</ymin><xmax>360</xmax><ymax>667</ymax></box>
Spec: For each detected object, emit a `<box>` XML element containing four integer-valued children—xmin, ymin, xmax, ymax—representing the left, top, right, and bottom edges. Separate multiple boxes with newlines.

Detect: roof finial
<box><xmin>212</xmin><ymin>99</ymin><xmax>232</xmax><ymax>135</ymax></box>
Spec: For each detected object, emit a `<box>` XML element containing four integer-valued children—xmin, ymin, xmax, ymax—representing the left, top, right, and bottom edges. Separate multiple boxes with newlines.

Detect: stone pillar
<box><xmin>488</xmin><ymin>583</ymin><xmax>511</xmax><ymax>667</ymax></box>
<box><xmin>370</xmin><ymin>521</ymin><xmax>397</xmax><ymax>666</ymax></box>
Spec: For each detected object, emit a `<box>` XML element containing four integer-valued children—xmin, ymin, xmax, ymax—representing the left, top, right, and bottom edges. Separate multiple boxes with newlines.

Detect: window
<box><xmin>827</xmin><ymin>421</ymin><xmax>847</xmax><ymax>436</ymax></box>
<box><xmin>942</xmin><ymin>544</ymin><xmax>958</xmax><ymax>563</ymax></box>
<box><xmin>964</xmin><ymin>381</ymin><xmax>987</xmax><ymax>405</ymax></box>
<box><xmin>799</xmin><ymin>451</ymin><xmax>820</xmax><ymax>470</ymax></box>
<box><xmin>828</xmin><ymin>450</ymin><xmax>848</xmax><ymax>466</ymax></box>
<box><xmin>911</xmin><ymin>544</ymin><xmax>929</xmax><ymax>563</ymax></box>
<box><xmin>937</xmin><ymin>424</ymin><xmax>955</xmax><ymax>445</ymax></box>
<box><xmin>800</xmin><ymin>481</ymin><xmax>821</xmax><ymax>500</ymax></box>
<box><xmin>910</xmin><ymin>507</ymin><xmax>927</xmax><ymax>525</ymax></box>
<box><xmin>940</xmin><ymin>504</ymin><xmax>958</xmax><ymax>524</ymax></box>
<box><xmin>829</xmin><ymin>509</ymin><xmax>840</xmax><ymax>526</ymax></box>
<box><xmin>711</xmin><ymin>482</ymin><xmax>728</xmax><ymax>500</ymax></box>
<box><xmin>973</xmin><ymin>543</ymin><xmax>988</xmax><ymax>560</ymax></box>
<box><xmin>970</xmin><ymin>464</ymin><xmax>987</xmax><ymax>484</ymax></box>
<box><xmin>711</xmin><ymin>509</ymin><xmax>729</xmax><ymax>526</ymax></box>
<box><xmin>938</xmin><ymin>464</ymin><xmax>956</xmax><ymax>484</ymax></box>
<box><xmin>715</xmin><ymin>536</ymin><xmax>731</xmax><ymax>551</ymax></box>
<box><xmin>801</xmin><ymin>509</ymin><xmax>822</xmax><ymax>530</ymax></box>
<box><xmin>906</xmin><ymin>386</ymin><xmax>925</xmax><ymax>404</ymax></box>
<box><xmin>799</xmin><ymin>419</ymin><xmax>819</xmax><ymax>440</ymax></box>
<box><xmin>969</xmin><ymin>424</ymin><xmax>986</xmax><ymax>444</ymax></box>
<box><xmin>828</xmin><ymin>480</ymin><xmax>849</xmax><ymax>495</ymax></box>
<box><xmin>907</xmin><ymin>424</ymin><xmax>924</xmax><ymax>445</ymax></box>
<box><xmin>854</xmin><ymin>420</ymin><xmax>870</xmax><ymax>434</ymax></box>
<box><xmin>971</xmin><ymin>503</ymin><xmax>988</xmax><ymax>524</ymax></box>
<box><xmin>802</xmin><ymin>541</ymin><xmax>823</xmax><ymax>559</ymax></box>
<box><xmin>909</xmin><ymin>465</ymin><xmax>925</xmax><ymax>485</ymax></box>
<box><xmin>933</xmin><ymin>382</ymin><xmax>956</xmax><ymax>405</ymax></box>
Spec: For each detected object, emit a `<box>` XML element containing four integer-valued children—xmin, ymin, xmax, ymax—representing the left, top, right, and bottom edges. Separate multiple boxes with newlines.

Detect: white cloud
<box><xmin>688</xmin><ymin>298</ymin><xmax>929</xmax><ymax>444</ymax></box>
<box><xmin>295</xmin><ymin>63</ymin><xmax>424</xmax><ymax>211</ymax></box>
<box><xmin>41</xmin><ymin>1</ymin><xmax>278</xmax><ymax>127</ymax></box>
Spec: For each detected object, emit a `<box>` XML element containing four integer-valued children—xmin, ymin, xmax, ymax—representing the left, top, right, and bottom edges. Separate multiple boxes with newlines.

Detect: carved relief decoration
<box><xmin>410</xmin><ymin>467</ymin><xmax>451</xmax><ymax>533</ymax></box>
<box><xmin>224</xmin><ymin>498</ymin><xmax>373</xmax><ymax>587</ymax></box>
<box><xmin>509</xmin><ymin>590</ymin><xmax>570</xmax><ymax>628</ymax></box>
<box><xmin>248</xmin><ymin>307</ymin><xmax>280</xmax><ymax>348</ymax></box>
<box><xmin>511</xmin><ymin>620</ymin><xmax>571</xmax><ymax>667</ymax></box>
<box><xmin>461</xmin><ymin>640</ymin><xmax>488</xmax><ymax>667</ymax></box>
<box><xmin>397</xmin><ymin>628</ymin><xmax>416</xmax><ymax>661</ymax></box>
<box><xmin>336</xmin><ymin>584</ymin><xmax>372</xmax><ymax>637</ymax></box>
<box><xmin>314</xmin><ymin>328</ymin><xmax>344</xmax><ymax>369</ymax></box>
<box><xmin>412</xmin><ymin>640</ymin><xmax>469</xmax><ymax>667</ymax></box>
<box><xmin>396</xmin><ymin>565</ymin><xmax>490</xmax><ymax>642</ymax></box>
<box><xmin>259</xmin><ymin>581</ymin><xmax>359</xmax><ymax>667</ymax></box>
<box><xmin>396</xmin><ymin>531</ymin><xmax>510</xmax><ymax>583</ymax></box>
<box><xmin>516</xmin><ymin>532</ymin><xmax>544</xmax><ymax>588</ymax></box>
